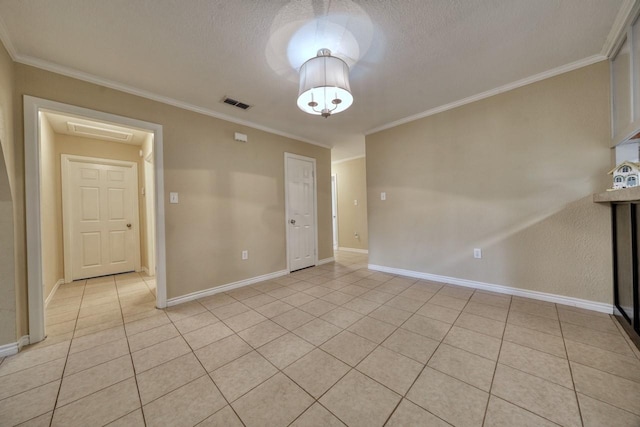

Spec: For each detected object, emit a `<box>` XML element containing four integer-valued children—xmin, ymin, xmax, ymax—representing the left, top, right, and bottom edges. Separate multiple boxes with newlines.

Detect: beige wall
<box><xmin>0</xmin><ymin>41</ymin><xmax>17</xmax><ymax>346</ymax></box>
<box><xmin>39</xmin><ymin>116</ymin><xmax>61</xmax><ymax>301</ymax></box>
<box><xmin>12</xmin><ymin>63</ymin><xmax>332</xmax><ymax>325</ymax></box>
<box><xmin>332</xmin><ymin>157</ymin><xmax>368</xmax><ymax>250</ymax></box>
<box><xmin>366</xmin><ymin>62</ymin><xmax>613</xmax><ymax>304</ymax></box>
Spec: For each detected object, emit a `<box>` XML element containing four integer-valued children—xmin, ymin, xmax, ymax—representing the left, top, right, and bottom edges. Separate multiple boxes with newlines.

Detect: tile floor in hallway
<box><xmin>1</xmin><ymin>251</ymin><xmax>640</xmax><ymax>426</ymax></box>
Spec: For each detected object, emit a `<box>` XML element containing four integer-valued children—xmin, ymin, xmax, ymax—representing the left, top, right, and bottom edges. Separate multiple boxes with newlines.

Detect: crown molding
<box><xmin>12</xmin><ymin>54</ymin><xmax>331</xmax><ymax>150</ymax></box>
<box><xmin>601</xmin><ymin>0</ymin><xmax>640</xmax><ymax>58</ymax></box>
<box><xmin>366</xmin><ymin>54</ymin><xmax>607</xmax><ymax>136</ymax></box>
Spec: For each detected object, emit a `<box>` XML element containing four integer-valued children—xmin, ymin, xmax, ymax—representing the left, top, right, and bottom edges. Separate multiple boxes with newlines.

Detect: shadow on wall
<box><xmin>369</xmin><ymin>187</ymin><xmax>611</xmax><ymax>303</ymax></box>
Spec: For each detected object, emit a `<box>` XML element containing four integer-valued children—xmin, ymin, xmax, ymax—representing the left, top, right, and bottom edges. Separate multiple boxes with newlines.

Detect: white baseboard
<box><xmin>167</xmin><ymin>269</ymin><xmax>289</xmax><ymax>307</ymax></box>
<box><xmin>0</xmin><ymin>335</ymin><xmax>30</xmax><ymax>358</ymax></box>
<box><xmin>318</xmin><ymin>257</ymin><xmax>335</xmax><ymax>265</ymax></box>
<box><xmin>18</xmin><ymin>335</ymin><xmax>30</xmax><ymax>350</ymax></box>
<box><xmin>368</xmin><ymin>264</ymin><xmax>614</xmax><ymax>314</ymax></box>
<box><xmin>44</xmin><ymin>279</ymin><xmax>64</xmax><ymax>308</ymax></box>
<box><xmin>338</xmin><ymin>247</ymin><xmax>369</xmax><ymax>254</ymax></box>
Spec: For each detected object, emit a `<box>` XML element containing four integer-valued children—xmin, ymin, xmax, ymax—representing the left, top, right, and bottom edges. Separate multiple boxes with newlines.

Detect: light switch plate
<box><xmin>381</xmin><ymin>192</ymin><xmax>386</xmax><ymax>201</ymax></box>
<box><xmin>169</xmin><ymin>192</ymin><xmax>179</xmax><ymax>204</ymax></box>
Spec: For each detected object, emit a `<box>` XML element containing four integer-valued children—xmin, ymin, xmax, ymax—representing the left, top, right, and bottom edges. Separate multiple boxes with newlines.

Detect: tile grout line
<box><xmin>381</xmin><ymin>285</ymin><xmax>475</xmax><ymax>426</ymax></box>
<box><xmin>481</xmin><ymin>288</ymin><xmax>512</xmax><ymax>427</ymax></box>
<box><xmin>490</xmin><ymin>298</ymin><xmax>585</xmax><ymax>427</ymax></box>
<box><xmin>168</xmin><ymin>299</ymin><xmax>249</xmax><ymax>427</ymax></box>
<box><xmin>116</xmin><ymin>275</ymin><xmax>148</xmax><ymax>427</ymax></box>
<box><xmin>49</xmin><ymin>278</ymin><xmax>87</xmax><ymax>427</ymax></box>
<box><xmin>558</xmin><ymin>302</ymin><xmax>585</xmax><ymax>427</ymax></box>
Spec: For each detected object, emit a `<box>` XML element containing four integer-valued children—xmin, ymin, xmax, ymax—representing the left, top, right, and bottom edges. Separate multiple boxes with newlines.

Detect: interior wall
<box><xmin>332</xmin><ymin>157</ymin><xmax>368</xmax><ymax>251</ymax></box>
<box><xmin>14</xmin><ymin>63</ymin><xmax>332</xmax><ymax>313</ymax></box>
<box><xmin>366</xmin><ymin>61</ymin><xmax>613</xmax><ymax>304</ymax></box>
<box><xmin>54</xmin><ymin>133</ymin><xmax>147</xmax><ymax>281</ymax></box>
<box><xmin>39</xmin><ymin>116</ymin><xmax>61</xmax><ymax>301</ymax></box>
<box><xmin>0</xmin><ymin>41</ymin><xmax>17</xmax><ymax>347</ymax></box>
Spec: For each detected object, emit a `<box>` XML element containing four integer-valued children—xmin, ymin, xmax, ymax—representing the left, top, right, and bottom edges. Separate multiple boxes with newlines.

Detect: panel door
<box><xmin>287</xmin><ymin>156</ymin><xmax>316</xmax><ymax>271</ymax></box>
<box><xmin>67</xmin><ymin>159</ymin><xmax>138</xmax><ymax>280</ymax></box>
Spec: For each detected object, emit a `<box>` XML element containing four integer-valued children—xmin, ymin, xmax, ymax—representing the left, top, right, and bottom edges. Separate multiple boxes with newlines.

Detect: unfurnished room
<box><xmin>0</xmin><ymin>1</ymin><xmax>639</xmax><ymax>426</ymax></box>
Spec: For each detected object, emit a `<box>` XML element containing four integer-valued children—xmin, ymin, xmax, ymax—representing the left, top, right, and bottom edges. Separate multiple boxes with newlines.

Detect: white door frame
<box><xmin>61</xmin><ymin>154</ymin><xmax>141</xmax><ymax>283</ymax></box>
<box><xmin>24</xmin><ymin>95</ymin><xmax>168</xmax><ymax>344</ymax></box>
<box><xmin>331</xmin><ymin>173</ymin><xmax>339</xmax><ymax>251</ymax></box>
<box><xmin>144</xmin><ymin>153</ymin><xmax>156</xmax><ymax>276</ymax></box>
<box><xmin>284</xmin><ymin>152</ymin><xmax>318</xmax><ymax>272</ymax></box>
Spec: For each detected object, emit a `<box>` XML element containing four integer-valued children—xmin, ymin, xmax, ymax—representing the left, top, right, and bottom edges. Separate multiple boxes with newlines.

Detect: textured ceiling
<box><xmin>0</xmin><ymin>0</ymin><xmax>629</xmax><ymax>160</ymax></box>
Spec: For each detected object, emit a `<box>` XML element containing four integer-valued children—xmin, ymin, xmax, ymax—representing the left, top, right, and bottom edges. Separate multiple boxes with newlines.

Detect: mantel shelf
<box><xmin>593</xmin><ymin>187</ymin><xmax>640</xmax><ymax>203</ymax></box>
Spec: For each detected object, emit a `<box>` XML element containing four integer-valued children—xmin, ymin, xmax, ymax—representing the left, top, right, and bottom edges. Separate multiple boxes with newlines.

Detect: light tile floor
<box><xmin>1</xmin><ymin>252</ymin><xmax>640</xmax><ymax>426</ymax></box>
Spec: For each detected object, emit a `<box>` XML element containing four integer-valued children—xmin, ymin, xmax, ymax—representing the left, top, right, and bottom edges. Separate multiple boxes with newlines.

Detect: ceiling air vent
<box><xmin>66</xmin><ymin>122</ymin><xmax>133</xmax><ymax>142</ymax></box>
<box><xmin>222</xmin><ymin>96</ymin><xmax>252</xmax><ymax>110</ymax></box>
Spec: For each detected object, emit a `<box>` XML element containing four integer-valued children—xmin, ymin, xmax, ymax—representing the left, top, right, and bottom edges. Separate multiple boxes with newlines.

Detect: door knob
<box><xmin>290</xmin><ymin>219</ymin><xmax>296</xmax><ymax>225</ymax></box>
<box><xmin>126</xmin><ymin>223</ymin><xmax>132</xmax><ymax>228</ymax></box>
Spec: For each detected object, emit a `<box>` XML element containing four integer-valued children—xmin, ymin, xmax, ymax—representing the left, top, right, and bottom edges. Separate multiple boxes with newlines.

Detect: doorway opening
<box><xmin>24</xmin><ymin>96</ymin><xmax>167</xmax><ymax>344</ymax></box>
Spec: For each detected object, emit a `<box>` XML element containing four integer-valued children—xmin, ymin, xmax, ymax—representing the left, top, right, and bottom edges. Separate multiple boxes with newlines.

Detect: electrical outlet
<box><xmin>473</xmin><ymin>248</ymin><xmax>482</xmax><ymax>259</ymax></box>
<box><xmin>242</xmin><ymin>250</ymin><xmax>248</xmax><ymax>260</ymax></box>
<box><xmin>381</xmin><ymin>192</ymin><xmax>386</xmax><ymax>201</ymax></box>
<box><xmin>354</xmin><ymin>199</ymin><xmax>358</xmax><ymax>206</ymax></box>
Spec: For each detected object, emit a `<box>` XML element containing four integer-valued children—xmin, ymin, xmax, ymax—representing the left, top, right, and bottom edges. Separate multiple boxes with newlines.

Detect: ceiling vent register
<box><xmin>222</xmin><ymin>97</ymin><xmax>252</xmax><ymax>110</ymax></box>
<box><xmin>66</xmin><ymin>122</ymin><xmax>133</xmax><ymax>142</ymax></box>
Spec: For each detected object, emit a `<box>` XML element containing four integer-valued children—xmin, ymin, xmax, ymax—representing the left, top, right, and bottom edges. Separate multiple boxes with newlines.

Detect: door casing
<box><xmin>24</xmin><ymin>95</ymin><xmax>168</xmax><ymax>344</ymax></box>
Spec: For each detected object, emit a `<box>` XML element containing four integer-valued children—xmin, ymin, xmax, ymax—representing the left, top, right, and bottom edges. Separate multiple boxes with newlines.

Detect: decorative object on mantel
<box><xmin>609</xmin><ymin>161</ymin><xmax>640</xmax><ymax>190</ymax></box>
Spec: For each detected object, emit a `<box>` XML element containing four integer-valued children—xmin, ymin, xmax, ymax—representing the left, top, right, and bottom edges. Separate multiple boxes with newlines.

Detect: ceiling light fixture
<box><xmin>297</xmin><ymin>48</ymin><xmax>353</xmax><ymax>118</ymax></box>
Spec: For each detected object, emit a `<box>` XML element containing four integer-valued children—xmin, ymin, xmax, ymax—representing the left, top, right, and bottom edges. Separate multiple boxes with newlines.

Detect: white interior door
<box><xmin>63</xmin><ymin>155</ymin><xmax>140</xmax><ymax>281</ymax></box>
<box><xmin>286</xmin><ymin>153</ymin><xmax>317</xmax><ymax>272</ymax></box>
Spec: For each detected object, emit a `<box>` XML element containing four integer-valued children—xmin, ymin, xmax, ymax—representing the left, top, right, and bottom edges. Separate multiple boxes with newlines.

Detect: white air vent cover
<box><xmin>66</xmin><ymin>122</ymin><xmax>133</xmax><ymax>142</ymax></box>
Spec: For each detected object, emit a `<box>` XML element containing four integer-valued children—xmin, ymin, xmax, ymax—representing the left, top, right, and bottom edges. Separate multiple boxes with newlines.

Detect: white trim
<box><xmin>331</xmin><ymin>173</ymin><xmax>339</xmax><ymax>251</ymax></box>
<box><xmin>142</xmin><ymin>266</ymin><xmax>150</xmax><ymax>275</ymax></box>
<box><xmin>284</xmin><ymin>153</ymin><xmax>319</xmax><ymax>272</ymax></box>
<box><xmin>11</xmin><ymin>55</ymin><xmax>329</xmax><ymax>150</ymax></box>
<box><xmin>366</xmin><ymin>55</ymin><xmax>607</xmax><ymax>136</ymax></box>
<box><xmin>0</xmin><ymin>342</ymin><xmax>18</xmax><ymax>358</ymax></box>
<box><xmin>44</xmin><ymin>279</ymin><xmax>64</xmax><ymax>308</ymax></box>
<box><xmin>602</xmin><ymin>0</ymin><xmax>640</xmax><ymax>58</ymax></box>
<box><xmin>167</xmin><ymin>269</ymin><xmax>289</xmax><ymax>307</ymax></box>
<box><xmin>18</xmin><ymin>335</ymin><xmax>30</xmax><ymax>350</ymax></box>
<box><xmin>338</xmin><ymin>247</ymin><xmax>369</xmax><ymax>254</ymax></box>
<box><xmin>317</xmin><ymin>257</ymin><xmax>335</xmax><ymax>265</ymax></box>
<box><xmin>368</xmin><ymin>264</ymin><xmax>613</xmax><ymax>314</ymax></box>
<box><xmin>0</xmin><ymin>336</ymin><xmax>30</xmax><ymax>358</ymax></box>
<box><xmin>61</xmin><ymin>155</ymin><xmax>141</xmax><ymax>282</ymax></box>
<box><xmin>24</xmin><ymin>96</ymin><xmax>168</xmax><ymax>344</ymax></box>
<box><xmin>331</xmin><ymin>155</ymin><xmax>365</xmax><ymax>165</ymax></box>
